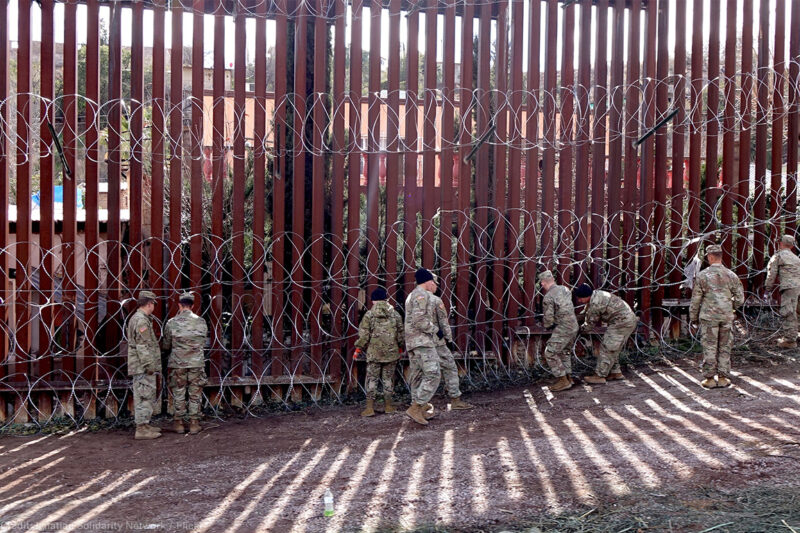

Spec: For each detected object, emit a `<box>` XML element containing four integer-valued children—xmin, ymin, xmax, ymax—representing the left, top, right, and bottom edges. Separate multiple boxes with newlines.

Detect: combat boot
<box><xmin>583</xmin><ymin>375</ymin><xmax>607</xmax><ymax>385</ymax></box>
<box><xmin>607</xmin><ymin>373</ymin><xmax>625</xmax><ymax>381</ymax></box>
<box><xmin>716</xmin><ymin>376</ymin><xmax>731</xmax><ymax>388</ymax></box>
<box><xmin>450</xmin><ymin>397</ymin><xmax>474</xmax><ymax>410</ymax></box>
<box><xmin>423</xmin><ymin>403</ymin><xmax>436</xmax><ymax>419</ymax></box>
<box><xmin>172</xmin><ymin>419</ymin><xmax>186</xmax><ymax>434</ymax></box>
<box><xmin>361</xmin><ymin>399</ymin><xmax>376</xmax><ymax>417</ymax></box>
<box><xmin>777</xmin><ymin>338</ymin><xmax>797</xmax><ymax>349</ymax></box>
<box><xmin>383</xmin><ymin>395</ymin><xmax>397</xmax><ymax>414</ymax></box>
<box><xmin>549</xmin><ymin>375</ymin><xmax>573</xmax><ymax>392</ymax></box>
<box><xmin>134</xmin><ymin>424</ymin><xmax>161</xmax><ymax>440</ymax></box>
<box><xmin>701</xmin><ymin>377</ymin><xmax>717</xmax><ymax>389</ymax></box>
<box><xmin>405</xmin><ymin>403</ymin><xmax>429</xmax><ymax>425</ymax></box>
<box><xmin>188</xmin><ymin>419</ymin><xmax>202</xmax><ymax>434</ymax></box>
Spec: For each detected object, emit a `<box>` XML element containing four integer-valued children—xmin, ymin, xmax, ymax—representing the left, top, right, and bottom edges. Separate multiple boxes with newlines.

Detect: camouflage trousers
<box><xmin>365</xmin><ymin>361</ymin><xmax>397</xmax><ymax>400</ymax></box>
<box><xmin>170</xmin><ymin>367</ymin><xmax>207</xmax><ymax>421</ymax></box>
<box><xmin>700</xmin><ymin>319</ymin><xmax>733</xmax><ymax>378</ymax></box>
<box><xmin>544</xmin><ymin>327</ymin><xmax>578</xmax><ymax>378</ymax></box>
<box><xmin>436</xmin><ymin>345</ymin><xmax>462</xmax><ymax>398</ymax></box>
<box><xmin>408</xmin><ymin>346</ymin><xmax>441</xmax><ymax>404</ymax></box>
<box><xmin>132</xmin><ymin>373</ymin><xmax>157</xmax><ymax>426</ymax></box>
<box><xmin>596</xmin><ymin>318</ymin><xmax>637</xmax><ymax>377</ymax></box>
<box><xmin>779</xmin><ymin>287</ymin><xmax>800</xmax><ymax>339</ymax></box>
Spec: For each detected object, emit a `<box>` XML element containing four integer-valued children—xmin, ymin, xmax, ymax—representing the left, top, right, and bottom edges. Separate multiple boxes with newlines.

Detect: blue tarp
<box><xmin>32</xmin><ymin>186</ymin><xmax>84</xmax><ymax>208</ymax></box>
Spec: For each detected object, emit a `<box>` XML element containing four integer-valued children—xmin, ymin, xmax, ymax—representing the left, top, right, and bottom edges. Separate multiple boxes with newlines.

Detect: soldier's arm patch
<box><xmin>139</xmin><ymin>326</ymin><xmax>148</xmax><ymax>333</ymax></box>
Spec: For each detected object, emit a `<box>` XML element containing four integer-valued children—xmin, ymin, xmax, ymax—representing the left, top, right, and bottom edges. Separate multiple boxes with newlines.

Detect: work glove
<box><xmin>436</xmin><ymin>329</ymin><xmax>444</xmax><ymax>340</ymax></box>
<box><xmin>446</xmin><ymin>340</ymin><xmax>458</xmax><ymax>353</ymax></box>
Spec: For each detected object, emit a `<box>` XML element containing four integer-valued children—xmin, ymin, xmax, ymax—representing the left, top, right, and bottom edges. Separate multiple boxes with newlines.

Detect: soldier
<box><xmin>126</xmin><ymin>290</ymin><xmax>161</xmax><ymax>440</ymax></box>
<box><xmin>574</xmin><ymin>284</ymin><xmax>637</xmax><ymax>384</ymax></box>
<box><xmin>354</xmin><ymin>287</ymin><xmax>405</xmax><ymax>417</ymax></box>
<box><xmin>765</xmin><ymin>234</ymin><xmax>800</xmax><ymax>348</ymax></box>
<box><xmin>431</xmin><ymin>280</ymin><xmax>474</xmax><ymax>411</ymax></box>
<box><xmin>540</xmin><ymin>270</ymin><xmax>579</xmax><ymax>392</ymax></box>
<box><xmin>162</xmin><ymin>292</ymin><xmax>208</xmax><ymax>434</ymax></box>
<box><xmin>689</xmin><ymin>244</ymin><xmax>745</xmax><ymax>389</ymax></box>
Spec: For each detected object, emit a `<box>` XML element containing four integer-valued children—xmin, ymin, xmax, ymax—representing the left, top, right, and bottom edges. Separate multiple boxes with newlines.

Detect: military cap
<box><xmin>781</xmin><ymin>234</ymin><xmax>796</xmax><ymax>246</ymax></box>
<box><xmin>705</xmin><ymin>244</ymin><xmax>723</xmax><ymax>255</ymax></box>
<box><xmin>537</xmin><ymin>270</ymin><xmax>554</xmax><ymax>282</ymax></box>
<box><xmin>178</xmin><ymin>292</ymin><xmax>195</xmax><ymax>304</ymax></box>
<box><xmin>371</xmin><ymin>287</ymin><xmax>388</xmax><ymax>301</ymax></box>
<box><xmin>415</xmin><ymin>268</ymin><xmax>435</xmax><ymax>285</ymax></box>
<box><xmin>139</xmin><ymin>290</ymin><xmax>157</xmax><ymax>301</ymax></box>
<box><xmin>574</xmin><ymin>283</ymin><xmax>593</xmax><ymax>299</ymax></box>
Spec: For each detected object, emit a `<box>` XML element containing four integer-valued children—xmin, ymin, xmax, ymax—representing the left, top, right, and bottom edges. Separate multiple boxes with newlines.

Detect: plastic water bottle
<box><xmin>323</xmin><ymin>488</ymin><xmax>334</xmax><ymax>517</ymax></box>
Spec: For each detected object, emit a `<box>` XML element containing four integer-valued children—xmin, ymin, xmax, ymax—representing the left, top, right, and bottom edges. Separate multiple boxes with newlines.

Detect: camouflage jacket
<box><xmin>126</xmin><ymin>309</ymin><xmax>160</xmax><ymax>376</ymax></box>
<box><xmin>404</xmin><ymin>285</ymin><xmax>440</xmax><ymax>350</ymax></box>
<box><xmin>689</xmin><ymin>264</ymin><xmax>744</xmax><ymax>323</ymax></box>
<box><xmin>354</xmin><ymin>301</ymin><xmax>405</xmax><ymax>362</ymax></box>
<box><xmin>162</xmin><ymin>309</ymin><xmax>208</xmax><ymax>368</ymax></box>
<box><xmin>583</xmin><ymin>290</ymin><xmax>636</xmax><ymax>329</ymax></box>
<box><xmin>543</xmin><ymin>284</ymin><xmax>579</xmax><ymax>334</ymax></box>
<box><xmin>766</xmin><ymin>249</ymin><xmax>800</xmax><ymax>290</ymax></box>
<box><xmin>433</xmin><ymin>294</ymin><xmax>454</xmax><ymax>347</ymax></box>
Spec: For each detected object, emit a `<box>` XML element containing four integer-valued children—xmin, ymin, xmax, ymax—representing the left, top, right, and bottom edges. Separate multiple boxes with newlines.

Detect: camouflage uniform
<box><xmin>355</xmin><ymin>300</ymin><xmax>405</xmax><ymax>400</ymax></box>
<box><xmin>542</xmin><ymin>283</ymin><xmax>579</xmax><ymax>378</ymax></box>
<box><xmin>405</xmin><ymin>285</ymin><xmax>441</xmax><ymax>405</ymax></box>
<box><xmin>432</xmin><ymin>294</ymin><xmax>462</xmax><ymax>399</ymax></box>
<box><xmin>582</xmin><ymin>290</ymin><xmax>637</xmax><ymax>377</ymax></box>
<box><xmin>127</xmin><ymin>308</ymin><xmax>160</xmax><ymax>426</ymax></box>
<box><xmin>689</xmin><ymin>262</ymin><xmax>745</xmax><ymax>379</ymax></box>
<box><xmin>766</xmin><ymin>243</ymin><xmax>800</xmax><ymax>340</ymax></box>
<box><xmin>162</xmin><ymin>308</ymin><xmax>209</xmax><ymax>421</ymax></box>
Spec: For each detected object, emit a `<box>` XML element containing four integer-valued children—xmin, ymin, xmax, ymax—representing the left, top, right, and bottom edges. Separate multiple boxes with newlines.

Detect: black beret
<box><xmin>371</xmin><ymin>287</ymin><xmax>388</xmax><ymax>301</ymax></box>
<box><xmin>415</xmin><ymin>268</ymin><xmax>434</xmax><ymax>285</ymax></box>
<box><xmin>574</xmin><ymin>283</ymin><xmax>594</xmax><ymax>299</ymax></box>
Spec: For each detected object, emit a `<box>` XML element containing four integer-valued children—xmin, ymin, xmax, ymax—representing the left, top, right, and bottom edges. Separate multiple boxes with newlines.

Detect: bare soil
<box><xmin>1</xmin><ymin>353</ymin><xmax>800</xmax><ymax>533</ymax></box>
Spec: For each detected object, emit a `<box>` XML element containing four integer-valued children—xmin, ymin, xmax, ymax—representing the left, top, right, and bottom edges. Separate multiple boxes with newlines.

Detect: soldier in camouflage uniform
<box><xmin>574</xmin><ymin>283</ymin><xmax>637</xmax><ymax>384</ymax></box>
<box><xmin>354</xmin><ymin>287</ymin><xmax>405</xmax><ymax>417</ymax></box>
<box><xmin>431</xmin><ymin>282</ymin><xmax>473</xmax><ymax>411</ymax></box>
<box><xmin>540</xmin><ymin>270</ymin><xmax>579</xmax><ymax>392</ymax></box>
<box><xmin>162</xmin><ymin>292</ymin><xmax>208</xmax><ymax>434</ymax></box>
<box><xmin>765</xmin><ymin>234</ymin><xmax>800</xmax><ymax>348</ymax></box>
<box><xmin>126</xmin><ymin>291</ymin><xmax>161</xmax><ymax>440</ymax></box>
<box><xmin>690</xmin><ymin>244</ymin><xmax>745</xmax><ymax>389</ymax></box>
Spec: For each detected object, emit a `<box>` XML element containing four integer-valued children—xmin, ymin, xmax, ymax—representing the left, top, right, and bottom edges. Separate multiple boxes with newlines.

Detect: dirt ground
<box><xmin>1</xmin><ymin>352</ymin><xmax>800</xmax><ymax>533</ymax></box>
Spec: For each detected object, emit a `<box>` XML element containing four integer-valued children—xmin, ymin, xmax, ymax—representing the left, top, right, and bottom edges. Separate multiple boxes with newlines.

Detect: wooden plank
<box><xmin>329</xmin><ymin>0</ymin><xmax>347</xmax><ymax>381</ymax></box>
<box><xmin>14</xmin><ymin>0</ymin><xmax>32</xmax><ymax>380</ymax></box>
<box><xmin>421</xmin><ymin>0</ymin><xmax>437</xmax><ymax>268</ymax></box>
<box><xmin>523</xmin><ymin>0</ymin><xmax>541</xmax><ymax>323</ymax></box>
<box><xmin>455</xmin><ymin>0</ymin><xmax>474</xmax><ymax>339</ymax></box>
<box><xmin>557</xmin><ymin>1</ymin><xmax>575</xmax><ymax>282</ymax></box>
<box><xmin>366</xmin><ymin>0</ymin><xmax>382</xmax><ymax>290</ymax></box>
<box><xmin>232</xmin><ymin>0</ymin><xmax>248</xmax><ymax>394</ymax></box>
<box><xmin>251</xmin><ymin>0</ymin><xmax>268</xmax><ymax>375</ymax></box>
<box><xmin>771</xmin><ymin>0</ymin><xmax>786</xmax><ymax>241</ymax></box>
<box><xmin>39</xmin><ymin>0</ymin><xmax>55</xmax><ymax>377</ymax></box>
<box><xmin>129</xmin><ymin>0</ymin><xmax>145</xmax><ymax>289</ymax></box>
<box><xmin>737</xmin><ymin>0</ymin><xmax>754</xmax><ymax>281</ymax></box>
<box><xmin>591</xmin><ymin>0</ymin><xmax>608</xmax><ymax>287</ymax></box>
<box><xmin>653</xmin><ymin>0</ymin><xmax>669</xmax><ymax>327</ymax></box>
<box><xmin>291</xmin><ymin>0</ymin><xmax>308</xmax><ymax>375</ymax></box>
<box><xmin>168</xmin><ymin>0</ymin><xmax>184</xmax><ymax>317</ymax></box>
<box><xmin>669</xmin><ymin>0</ymin><xmax>687</xmax><ymax>300</ymax></box>
<box><xmin>753</xmin><ymin>0</ymin><xmax>770</xmax><ymax>284</ymax></box>
<box><xmin>210</xmin><ymin>0</ymin><xmax>226</xmax><ymax>381</ymax></box>
<box><xmin>309</xmin><ymin>0</ymin><xmax>326</xmax><ymax>377</ymax></box>
<box><xmin>150</xmin><ymin>0</ymin><xmax>166</xmax><ymax>319</ymax></box>
<box><xmin>83</xmin><ymin>0</ymin><xmax>100</xmax><ymax>376</ymax></box>
<box><xmin>574</xmin><ymin>0</ymin><xmax>592</xmax><ymax>285</ymax></box>
<box><xmin>623</xmin><ymin>0</ymin><xmax>641</xmax><ymax>307</ymax></box>
<box><xmin>721</xmin><ymin>0</ymin><xmax>737</xmax><ymax>258</ymax></box>
<box><xmin>272</xmin><ymin>0</ymin><xmax>288</xmax><ymax>379</ymax></box>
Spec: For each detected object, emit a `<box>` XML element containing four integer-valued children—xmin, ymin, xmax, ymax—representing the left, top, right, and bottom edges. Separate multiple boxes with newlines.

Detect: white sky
<box><xmin>6</xmin><ymin>0</ymin><xmax>793</xmax><ymax>73</ymax></box>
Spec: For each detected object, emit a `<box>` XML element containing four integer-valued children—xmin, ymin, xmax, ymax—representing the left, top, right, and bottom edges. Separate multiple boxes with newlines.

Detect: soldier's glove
<box><xmin>446</xmin><ymin>340</ymin><xmax>458</xmax><ymax>353</ymax></box>
<box><xmin>436</xmin><ymin>329</ymin><xmax>445</xmax><ymax>340</ymax></box>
